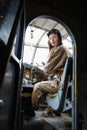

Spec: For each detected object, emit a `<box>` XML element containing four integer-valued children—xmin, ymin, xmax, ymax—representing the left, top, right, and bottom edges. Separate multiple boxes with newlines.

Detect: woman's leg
<box><xmin>32</xmin><ymin>80</ymin><xmax>58</xmax><ymax>109</ymax></box>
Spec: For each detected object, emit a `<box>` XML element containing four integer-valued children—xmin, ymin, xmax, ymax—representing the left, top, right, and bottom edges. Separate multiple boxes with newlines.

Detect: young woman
<box><xmin>32</xmin><ymin>29</ymin><xmax>71</xmax><ymax>116</ymax></box>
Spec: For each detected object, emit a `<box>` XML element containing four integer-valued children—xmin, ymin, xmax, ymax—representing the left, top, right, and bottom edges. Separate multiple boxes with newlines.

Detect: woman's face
<box><xmin>48</xmin><ymin>34</ymin><xmax>59</xmax><ymax>47</ymax></box>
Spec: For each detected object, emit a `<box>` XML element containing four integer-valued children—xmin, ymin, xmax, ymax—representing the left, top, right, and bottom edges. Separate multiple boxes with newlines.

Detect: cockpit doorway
<box><xmin>22</xmin><ymin>15</ymin><xmax>77</xmax><ymax>130</ymax></box>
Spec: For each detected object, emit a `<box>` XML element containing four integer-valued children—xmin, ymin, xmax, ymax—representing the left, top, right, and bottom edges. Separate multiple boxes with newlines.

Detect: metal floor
<box><xmin>23</xmin><ymin>110</ymin><xmax>72</xmax><ymax>130</ymax></box>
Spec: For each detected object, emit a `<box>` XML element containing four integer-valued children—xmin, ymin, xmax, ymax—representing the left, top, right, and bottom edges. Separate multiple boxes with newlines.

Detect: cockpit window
<box><xmin>23</xmin><ymin>17</ymin><xmax>73</xmax><ymax>70</ymax></box>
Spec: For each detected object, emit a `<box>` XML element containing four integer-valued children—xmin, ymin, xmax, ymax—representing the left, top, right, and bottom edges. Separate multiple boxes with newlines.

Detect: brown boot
<box><xmin>42</xmin><ymin>106</ymin><xmax>54</xmax><ymax>117</ymax></box>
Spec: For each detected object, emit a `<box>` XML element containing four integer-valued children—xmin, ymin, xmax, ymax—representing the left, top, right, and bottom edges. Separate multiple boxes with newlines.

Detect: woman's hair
<box><xmin>47</xmin><ymin>29</ymin><xmax>62</xmax><ymax>50</ymax></box>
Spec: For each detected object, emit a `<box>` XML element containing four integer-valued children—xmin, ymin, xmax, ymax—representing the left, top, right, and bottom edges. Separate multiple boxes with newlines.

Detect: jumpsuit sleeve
<box><xmin>44</xmin><ymin>46</ymin><xmax>67</xmax><ymax>75</ymax></box>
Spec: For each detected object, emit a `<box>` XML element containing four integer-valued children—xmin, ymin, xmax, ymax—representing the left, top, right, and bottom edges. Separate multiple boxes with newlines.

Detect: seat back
<box><xmin>46</xmin><ymin>57</ymin><xmax>72</xmax><ymax>113</ymax></box>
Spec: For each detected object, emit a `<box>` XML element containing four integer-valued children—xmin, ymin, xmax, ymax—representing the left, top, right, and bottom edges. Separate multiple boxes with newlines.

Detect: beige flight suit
<box><xmin>32</xmin><ymin>45</ymin><xmax>71</xmax><ymax>108</ymax></box>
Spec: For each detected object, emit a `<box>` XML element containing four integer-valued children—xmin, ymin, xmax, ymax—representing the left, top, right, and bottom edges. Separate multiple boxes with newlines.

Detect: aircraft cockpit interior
<box><xmin>20</xmin><ymin>16</ymin><xmax>76</xmax><ymax>130</ymax></box>
<box><xmin>2</xmin><ymin>0</ymin><xmax>87</xmax><ymax>130</ymax></box>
